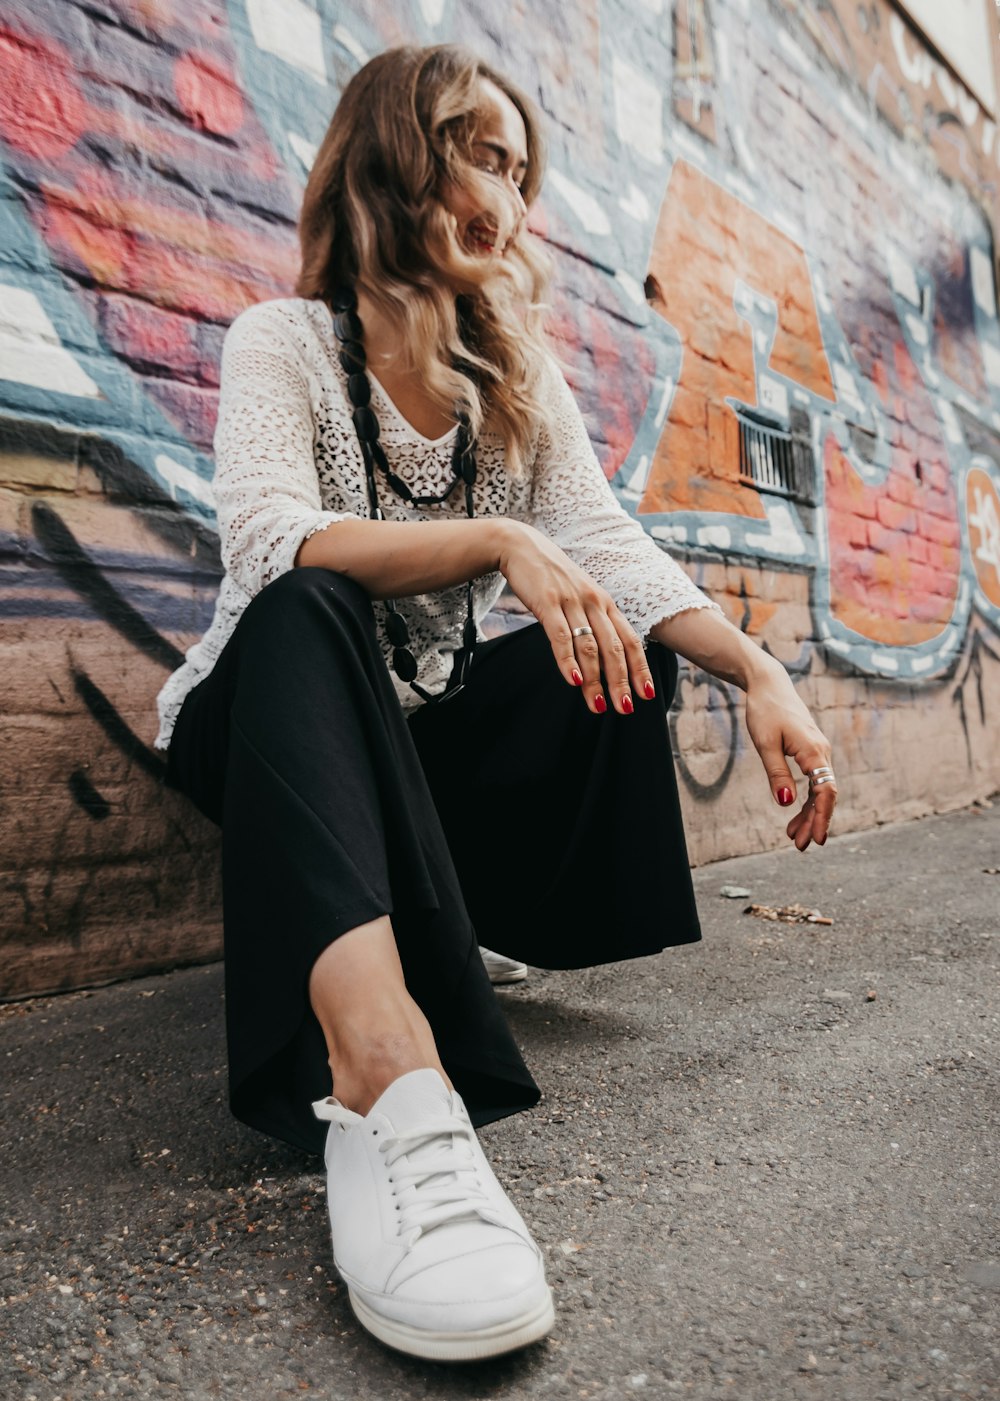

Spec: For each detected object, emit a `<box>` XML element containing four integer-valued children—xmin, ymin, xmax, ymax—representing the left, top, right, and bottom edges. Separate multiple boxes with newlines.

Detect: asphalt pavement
<box><xmin>2</xmin><ymin>802</ymin><xmax>998</xmax><ymax>1401</ymax></box>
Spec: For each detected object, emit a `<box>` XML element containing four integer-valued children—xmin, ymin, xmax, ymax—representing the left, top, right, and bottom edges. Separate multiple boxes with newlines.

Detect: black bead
<box><xmin>330</xmin><ymin>285</ymin><xmax>357</xmax><ymax>312</ymax></box>
<box><xmin>334</xmin><ymin>310</ymin><xmax>363</xmax><ymax>341</ymax></box>
<box><xmin>393</xmin><ymin>647</ymin><xmax>419</xmax><ymax>682</ymax></box>
<box><xmin>338</xmin><ymin>342</ymin><xmax>366</xmax><ymax>374</ymax></box>
<box><xmin>346</xmin><ymin>373</ymin><xmax>370</xmax><ymax>407</ymax></box>
<box><xmin>335</xmin><ymin>280</ymin><xmax>481</xmax><ymax>706</ymax></box>
<box><xmin>384</xmin><ymin>610</ymin><xmax>409</xmax><ymax>646</ymax></box>
<box><xmin>385</xmin><ymin>470</ymin><xmax>413</xmax><ymax>502</ymax></box>
<box><xmin>352</xmin><ymin>406</ymin><xmax>380</xmax><ymax>442</ymax></box>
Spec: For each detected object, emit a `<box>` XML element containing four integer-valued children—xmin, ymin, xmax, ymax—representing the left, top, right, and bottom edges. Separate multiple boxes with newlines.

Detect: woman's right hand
<box><xmin>496</xmin><ymin>520</ymin><xmax>656</xmax><ymax>715</ymax></box>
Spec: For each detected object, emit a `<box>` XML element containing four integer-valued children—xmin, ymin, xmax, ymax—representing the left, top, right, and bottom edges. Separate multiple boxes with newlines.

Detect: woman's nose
<box><xmin>508</xmin><ymin>176</ymin><xmax>527</xmax><ymax>216</ymax></box>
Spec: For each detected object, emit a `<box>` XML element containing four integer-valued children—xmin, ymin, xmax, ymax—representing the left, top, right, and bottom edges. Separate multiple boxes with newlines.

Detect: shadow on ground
<box><xmin>2</xmin><ymin>804</ymin><xmax>999</xmax><ymax>1399</ymax></box>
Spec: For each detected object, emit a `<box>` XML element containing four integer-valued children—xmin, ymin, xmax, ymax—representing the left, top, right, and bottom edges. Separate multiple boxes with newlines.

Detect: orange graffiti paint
<box><xmin>644</xmin><ymin>159</ymin><xmax>834</xmax><ymax>518</ymax></box>
<box><xmin>967</xmin><ymin>467</ymin><xmax>1000</xmax><ymax>609</ymax></box>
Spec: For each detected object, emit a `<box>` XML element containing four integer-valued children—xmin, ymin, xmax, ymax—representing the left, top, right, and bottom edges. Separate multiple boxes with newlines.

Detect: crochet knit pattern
<box><xmin>154</xmin><ymin>298</ymin><xmax>719</xmax><ymax>749</ymax></box>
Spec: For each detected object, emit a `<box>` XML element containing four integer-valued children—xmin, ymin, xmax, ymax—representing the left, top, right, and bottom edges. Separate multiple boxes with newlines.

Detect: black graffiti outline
<box><xmin>31</xmin><ymin>501</ymin><xmax>186</xmax><ymax>672</ymax></box>
<box><xmin>71</xmin><ymin>667</ymin><xmax>166</xmax><ymax>783</ymax></box>
<box><xmin>951</xmin><ymin>629</ymin><xmax>1000</xmax><ymax>771</ymax></box>
<box><xmin>671</xmin><ymin>666</ymin><xmax>739</xmax><ymax>800</ymax></box>
<box><xmin>27</xmin><ymin>499</ymin><xmax>191</xmax><ymax>816</ymax></box>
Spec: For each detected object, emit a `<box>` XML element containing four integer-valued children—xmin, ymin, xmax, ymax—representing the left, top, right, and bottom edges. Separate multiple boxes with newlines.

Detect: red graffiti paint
<box><xmin>586</xmin><ymin>302</ymin><xmax>657</xmax><ymax>480</ymax></box>
<box><xmin>824</xmin><ymin>324</ymin><xmax>961</xmax><ymax>645</ymax></box>
<box><xmin>824</xmin><ymin>329</ymin><xmax>961</xmax><ymax>645</ymax></box>
<box><xmin>539</xmin><ymin>209</ymin><xmax>656</xmax><ymax>480</ymax></box>
<box><xmin>0</xmin><ymin>10</ymin><xmax>293</xmax><ymax>342</ymax></box>
<box><xmin>0</xmin><ymin>26</ymin><xmax>87</xmax><ymax>161</ymax></box>
<box><xmin>36</xmin><ymin>163</ymin><xmax>293</xmax><ymax>316</ymax></box>
<box><xmin>100</xmin><ymin>294</ymin><xmax>200</xmax><ymax>376</ymax></box>
<box><xmin>173</xmin><ymin>51</ymin><xmax>245</xmax><ymax>137</ymax></box>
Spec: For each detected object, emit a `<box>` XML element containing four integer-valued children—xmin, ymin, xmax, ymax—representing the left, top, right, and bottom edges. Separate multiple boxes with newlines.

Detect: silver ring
<box><xmin>571</xmin><ymin>626</ymin><xmax>594</xmax><ymax>638</ymax></box>
<box><xmin>810</xmin><ymin>775</ymin><xmax>837</xmax><ymax>787</ymax></box>
<box><xmin>810</xmin><ymin>766</ymin><xmax>834</xmax><ymax>777</ymax></box>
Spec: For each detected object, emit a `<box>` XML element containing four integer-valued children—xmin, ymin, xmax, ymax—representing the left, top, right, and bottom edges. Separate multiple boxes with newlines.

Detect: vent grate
<box><xmin>737</xmin><ymin>408</ymin><xmax>813</xmax><ymax>504</ymax></box>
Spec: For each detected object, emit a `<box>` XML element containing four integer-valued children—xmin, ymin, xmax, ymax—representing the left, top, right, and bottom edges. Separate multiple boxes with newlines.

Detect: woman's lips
<box><xmin>467</xmin><ymin>220</ymin><xmax>499</xmax><ymax>253</ymax></box>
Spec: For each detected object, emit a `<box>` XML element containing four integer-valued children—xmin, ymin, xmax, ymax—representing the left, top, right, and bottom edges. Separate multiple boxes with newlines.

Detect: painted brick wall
<box><xmin>1</xmin><ymin>0</ymin><xmax>999</xmax><ymax>998</ymax></box>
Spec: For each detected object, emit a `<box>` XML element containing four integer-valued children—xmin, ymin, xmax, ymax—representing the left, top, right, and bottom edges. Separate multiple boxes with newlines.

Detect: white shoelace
<box><xmin>314</xmin><ymin>1097</ymin><xmax>506</xmax><ymax>1247</ymax></box>
<box><xmin>378</xmin><ymin>1115</ymin><xmax>495</xmax><ymax>1244</ymax></box>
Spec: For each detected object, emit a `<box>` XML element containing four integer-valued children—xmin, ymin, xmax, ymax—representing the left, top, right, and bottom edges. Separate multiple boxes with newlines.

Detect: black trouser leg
<box><xmin>166</xmin><ymin>567</ymin><xmax>540</xmax><ymax>1155</ymax></box>
<box><xmin>407</xmin><ymin>621</ymin><xmax>702</xmax><ymax>970</ymax></box>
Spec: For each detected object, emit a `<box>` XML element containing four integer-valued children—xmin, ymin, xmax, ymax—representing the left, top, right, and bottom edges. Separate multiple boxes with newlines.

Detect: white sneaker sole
<box><xmin>347</xmin><ymin>1283</ymin><xmax>555</xmax><ymax>1362</ymax></box>
<box><xmin>487</xmin><ymin>965</ymin><xmax>528</xmax><ymax>985</ymax></box>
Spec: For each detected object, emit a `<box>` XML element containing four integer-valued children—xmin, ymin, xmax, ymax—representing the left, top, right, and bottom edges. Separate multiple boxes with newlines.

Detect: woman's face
<box><xmin>441</xmin><ymin>80</ymin><xmax>529</xmax><ymax>260</ymax></box>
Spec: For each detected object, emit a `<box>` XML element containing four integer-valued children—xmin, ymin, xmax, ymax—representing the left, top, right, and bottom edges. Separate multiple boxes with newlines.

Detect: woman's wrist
<box><xmin>650</xmin><ymin>607</ymin><xmax>785</xmax><ymax>693</ymax></box>
<box><xmin>494</xmin><ymin>518</ymin><xmax>532</xmax><ymax>576</ymax></box>
<box><xmin>741</xmin><ymin>638</ymin><xmax>787</xmax><ymax>692</ymax></box>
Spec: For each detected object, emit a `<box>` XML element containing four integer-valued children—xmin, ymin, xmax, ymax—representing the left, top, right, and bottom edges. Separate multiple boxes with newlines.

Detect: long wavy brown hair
<box><xmin>295</xmin><ymin>44</ymin><xmax>553</xmax><ymax>475</ymax></box>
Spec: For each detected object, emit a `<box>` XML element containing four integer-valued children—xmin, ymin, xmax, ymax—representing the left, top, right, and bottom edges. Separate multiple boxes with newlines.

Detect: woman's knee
<box><xmin>239</xmin><ymin>565</ymin><xmax>375</xmax><ymax>639</ymax></box>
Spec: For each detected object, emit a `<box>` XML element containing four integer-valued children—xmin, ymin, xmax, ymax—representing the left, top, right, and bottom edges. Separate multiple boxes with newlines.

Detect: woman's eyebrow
<box><xmin>475</xmin><ymin>139</ymin><xmax>529</xmax><ymax>172</ymax></box>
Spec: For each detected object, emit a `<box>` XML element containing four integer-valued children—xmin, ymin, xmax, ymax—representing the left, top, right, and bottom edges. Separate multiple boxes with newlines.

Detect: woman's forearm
<box><xmin>649</xmin><ymin>606</ymin><xmax>782</xmax><ymax>690</ymax></box>
<box><xmin>294</xmin><ymin>516</ymin><xmax>514</xmax><ymax>598</ymax></box>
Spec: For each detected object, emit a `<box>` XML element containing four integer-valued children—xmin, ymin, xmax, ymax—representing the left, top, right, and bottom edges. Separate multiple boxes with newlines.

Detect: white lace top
<box><xmin>154</xmin><ymin>297</ymin><xmax>719</xmax><ymax>750</ymax></box>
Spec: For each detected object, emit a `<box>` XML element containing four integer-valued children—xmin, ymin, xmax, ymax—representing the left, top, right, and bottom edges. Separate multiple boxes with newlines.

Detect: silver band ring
<box><xmin>810</xmin><ymin>766</ymin><xmax>834</xmax><ymax>777</ymax></box>
<box><xmin>572</xmin><ymin>626</ymin><xmax>594</xmax><ymax>638</ymax></box>
<box><xmin>810</xmin><ymin>775</ymin><xmax>836</xmax><ymax>787</ymax></box>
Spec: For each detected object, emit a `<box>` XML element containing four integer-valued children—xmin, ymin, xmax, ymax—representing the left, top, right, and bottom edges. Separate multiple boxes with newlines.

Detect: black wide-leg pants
<box><xmin>165</xmin><ymin>566</ymin><xmax>701</xmax><ymax>1156</ymax></box>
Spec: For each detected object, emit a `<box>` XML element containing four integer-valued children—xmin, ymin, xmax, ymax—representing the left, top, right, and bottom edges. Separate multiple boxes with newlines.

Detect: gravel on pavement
<box><xmin>2</xmin><ymin>802</ymin><xmax>998</xmax><ymax>1400</ymax></box>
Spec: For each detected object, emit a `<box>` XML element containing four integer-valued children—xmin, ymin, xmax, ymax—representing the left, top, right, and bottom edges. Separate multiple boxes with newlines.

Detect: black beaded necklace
<box><xmin>328</xmin><ymin>284</ymin><xmax>478</xmax><ymax>704</ymax></box>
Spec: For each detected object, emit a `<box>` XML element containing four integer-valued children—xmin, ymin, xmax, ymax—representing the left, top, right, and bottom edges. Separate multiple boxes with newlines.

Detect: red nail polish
<box><xmin>778</xmin><ymin>787</ymin><xmax>794</xmax><ymax>806</ymax></box>
<box><xmin>621</xmin><ymin>695</ymin><xmax>634</xmax><ymax>714</ymax></box>
<box><xmin>644</xmin><ymin>681</ymin><xmax>656</xmax><ymax>699</ymax></box>
<box><xmin>594</xmin><ymin>694</ymin><xmax>607</xmax><ymax>713</ymax></box>
<box><xmin>571</xmin><ymin>669</ymin><xmax>583</xmax><ymax>686</ymax></box>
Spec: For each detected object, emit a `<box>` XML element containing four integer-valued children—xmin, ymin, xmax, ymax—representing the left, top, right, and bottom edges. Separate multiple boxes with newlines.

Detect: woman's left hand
<box><xmin>743</xmin><ymin>661</ymin><xmax>838</xmax><ymax>851</ymax></box>
<box><xmin>648</xmin><ymin>608</ymin><xmax>837</xmax><ymax>850</ymax></box>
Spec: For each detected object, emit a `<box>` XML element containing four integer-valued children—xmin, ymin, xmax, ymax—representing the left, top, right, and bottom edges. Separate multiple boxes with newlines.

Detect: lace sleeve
<box><xmin>527</xmin><ymin>354</ymin><xmax>720</xmax><ymax>639</ymax></box>
<box><xmin>213</xmin><ymin>302</ymin><xmax>359</xmax><ymax>596</ymax></box>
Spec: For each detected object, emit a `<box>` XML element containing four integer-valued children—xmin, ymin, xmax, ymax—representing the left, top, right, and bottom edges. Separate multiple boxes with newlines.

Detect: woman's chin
<box><xmin>463</xmin><ymin>239</ymin><xmax>500</xmax><ymax>260</ymax></box>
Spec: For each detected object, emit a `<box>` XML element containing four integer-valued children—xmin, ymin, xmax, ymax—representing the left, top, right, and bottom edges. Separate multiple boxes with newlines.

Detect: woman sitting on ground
<box><xmin>156</xmin><ymin>43</ymin><xmax>837</xmax><ymax>1364</ymax></box>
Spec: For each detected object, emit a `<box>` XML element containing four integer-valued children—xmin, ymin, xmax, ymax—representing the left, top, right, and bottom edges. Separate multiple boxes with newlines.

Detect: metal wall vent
<box><xmin>736</xmin><ymin>406</ymin><xmax>813</xmax><ymax>505</ymax></box>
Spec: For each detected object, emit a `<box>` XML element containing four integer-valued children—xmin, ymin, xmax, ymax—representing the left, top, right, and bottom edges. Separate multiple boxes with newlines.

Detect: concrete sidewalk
<box><xmin>2</xmin><ymin>803</ymin><xmax>998</xmax><ymax>1401</ymax></box>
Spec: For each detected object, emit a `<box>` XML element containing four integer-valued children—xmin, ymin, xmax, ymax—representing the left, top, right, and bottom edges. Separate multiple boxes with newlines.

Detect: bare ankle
<box><xmin>332</xmin><ymin>1036</ymin><xmax>452</xmax><ymax>1116</ymax></box>
<box><xmin>308</xmin><ymin>918</ymin><xmax>453</xmax><ymax>1115</ymax></box>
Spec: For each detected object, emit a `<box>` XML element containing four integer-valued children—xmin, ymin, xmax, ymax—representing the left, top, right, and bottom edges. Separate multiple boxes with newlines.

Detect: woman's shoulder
<box><xmin>223</xmin><ymin>296</ymin><xmax>330</xmax><ymax>355</ymax></box>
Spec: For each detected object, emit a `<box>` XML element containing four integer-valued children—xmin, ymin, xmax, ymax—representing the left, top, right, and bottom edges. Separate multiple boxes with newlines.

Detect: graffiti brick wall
<box><xmin>2</xmin><ymin>0</ymin><xmax>999</xmax><ymax>997</ymax></box>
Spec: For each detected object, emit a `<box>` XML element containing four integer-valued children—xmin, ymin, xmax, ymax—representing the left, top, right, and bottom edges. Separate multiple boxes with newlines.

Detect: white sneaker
<box><xmin>480</xmin><ymin>946</ymin><xmax>528</xmax><ymax>984</ymax></box>
<box><xmin>312</xmin><ymin>1068</ymin><xmax>554</xmax><ymax>1361</ymax></box>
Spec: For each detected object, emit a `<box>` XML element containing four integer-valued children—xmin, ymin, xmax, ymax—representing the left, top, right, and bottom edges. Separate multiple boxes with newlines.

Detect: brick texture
<box><xmin>1</xmin><ymin>0</ymin><xmax>999</xmax><ymax>995</ymax></box>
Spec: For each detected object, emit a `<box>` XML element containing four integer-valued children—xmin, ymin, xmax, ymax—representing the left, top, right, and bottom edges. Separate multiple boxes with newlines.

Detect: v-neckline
<box><xmin>366</xmin><ymin>370</ymin><xmax>459</xmax><ymax>448</ymax></box>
